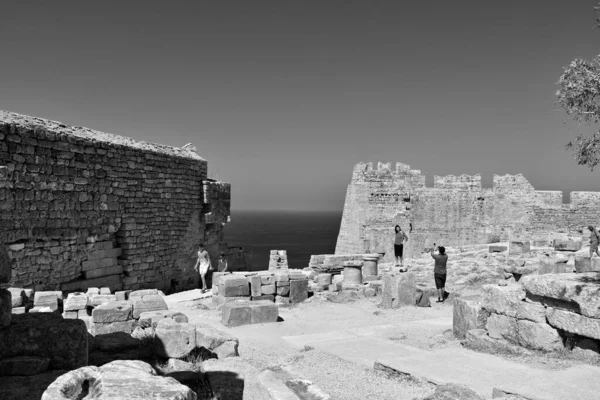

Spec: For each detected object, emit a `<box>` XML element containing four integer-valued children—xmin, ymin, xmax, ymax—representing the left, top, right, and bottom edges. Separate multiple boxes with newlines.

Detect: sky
<box><xmin>1</xmin><ymin>1</ymin><xmax>599</xmax><ymax>211</ymax></box>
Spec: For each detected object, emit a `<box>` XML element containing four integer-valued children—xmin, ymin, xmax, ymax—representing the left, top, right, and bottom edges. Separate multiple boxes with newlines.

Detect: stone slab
<box><xmin>63</xmin><ymin>293</ymin><xmax>89</xmax><ymax>311</ymax></box>
<box><xmin>481</xmin><ymin>284</ymin><xmax>525</xmax><ymax>318</ymax></box>
<box><xmin>221</xmin><ymin>301</ymin><xmax>252</xmax><ymax>327</ymax></box>
<box><xmin>249</xmin><ymin>275</ymin><xmax>262</xmax><ymax>297</ymax></box>
<box><xmin>382</xmin><ymin>272</ymin><xmax>416</xmax><ymax>308</ymax></box>
<box><xmin>553</xmin><ymin>240</ymin><xmax>582</xmax><ymax>252</ymax></box>
<box><xmin>546</xmin><ymin>307</ymin><xmax>600</xmax><ymax>340</ymax></box>
<box><xmin>574</xmin><ymin>256</ymin><xmax>600</xmax><ymax>273</ymax></box>
<box><xmin>261</xmin><ymin>284</ymin><xmax>276</xmax><ymax>295</ymax></box>
<box><xmin>489</xmin><ymin>246</ymin><xmax>507</xmax><ymax>253</ymax></box>
<box><xmin>92</xmin><ymin>301</ymin><xmax>133</xmax><ymax>323</ymax></box>
<box><xmin>195</xmin><ymin>322</ymin><xmax>239</xmax><ymax>352</ymax></box>
<box><xmin>219</xmin><ymin>275</ymin><xmax>250</xmax><ymax>297</ymax></box>
<box><xmin>131</xmin><ymin>294</ymin><xmax>168</xmax><ymax>319</ymax></box>
<box><xmin>138</xmin><ymin>310</ymin><xmax>189</xmax><ymax>328</ymax></box>
<box><xmin>91</xmin><ymin>320</ymin><xmax>136</xmax><ymax>336</ymax></box>
<box><xmin>453</xmin><ymin>295</ymin><xmax>489</xmax><ymax>339</ymax></box>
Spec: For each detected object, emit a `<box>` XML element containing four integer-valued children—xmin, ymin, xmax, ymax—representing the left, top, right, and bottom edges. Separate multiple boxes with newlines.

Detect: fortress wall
<box><xmin>336</xmin><ymin>162</ymin><xmax>600</xmax><ymax>259</ymax></box>
<box><xmin>0</xmin><ymin>111</ymin><xmax>235</xmax><ymax>293</ymax></box>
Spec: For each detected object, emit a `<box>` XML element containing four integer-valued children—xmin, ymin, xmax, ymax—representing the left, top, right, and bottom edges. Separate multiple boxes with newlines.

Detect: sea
<box><xmin>224</xmin><ymin>210</ymin><xmax>342</xmax><ymax>271</ymax></box>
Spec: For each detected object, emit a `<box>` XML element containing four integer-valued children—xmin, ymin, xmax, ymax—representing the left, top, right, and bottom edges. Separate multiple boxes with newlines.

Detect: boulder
<box><xmin>0</xmin><ymin>355</ymin><xmax>50</xmax><ymax>376</ymax></box>
<box><xmin>422</xmin><ymin>383</ymin><xmax>485</xmax><ymax>400</ymax></box>
<box><xmin>453</xmin><ymin>295</ymin><xmax>489</xmax><ymax>339</ymax></box>
<box><xmin>154</xmin><ymin>319</ymin><xmax>197</xmax><ymax>359</ymax></box>
<box><xmin>63</xmin><ymin>293</ymin><xmax>89</xmax><ymax>311</ymax></box>
<box><xmin>218</xmin><ymin>275</ymin><xmax>250</xmax><ymax>297</ymax></box>
<box><xmin>131</xmin><ymin>294</ymin><xmax>168</xmax><ymax>319</ymax></box>
<box><xmin>92</xmin><ymin>301</ymin><xmax>133</xmax><ymax>323</ymax></box>
<box><xmin>41</xmin><ymin>360</ymin><xmax>195</xmax><ymax>400</ymax></box>
<box><xmin>195</xmin><ymin>323</ymin><xmax>239</xmax><ymax>351</ymax></box>
<box><xmin>138</xmin><ymin>310</ymin><xmax>188</xmax><ymax>328</ymax></box>
<box><xmin>0</xmin><ymin>313</ymin><xmax>87</xmax><ymax>370</ymax></box>
<box><xmin>481</xmin><ymin>284</ymin><xmax>525</xmax><ymax>318</ymax></box>
<box><xmin>8</xmin><ymin>288</ymin><xmax>26</xmax><ymax>308</ymax></box>
<box><xmin>546</xmin><ymin>307</ymin><xmax>600</xmax><ymax>340</ymax></box>
<box><xmin>0</xmin><ymin>243</ymin><xmax>11</xmax><ymax>283</ymax></box>
<box><xmin>289</xmin><ymin>279</ymin><xmax>308</xmax><ymax>303</ymax></box>
<box><xmin>381</xmin><ymin>272</ymin><xmax>416</xmax><ymax>309</ymax></box>
<box><xmin>521</xmin><ymin>273</ymin><xmax>600</xmax><ymax>319</ymax></box>
<box><xmin>0</xmin><ymin>289</ymin><xmax>11</xmax><ymax>327</ymax></box>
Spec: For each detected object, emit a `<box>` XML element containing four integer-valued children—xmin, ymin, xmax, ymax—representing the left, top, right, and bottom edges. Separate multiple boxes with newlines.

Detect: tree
<box><xmin>556</xmin><ymin>3</ymin><xmax>600</xmax><ymax>170</ymax></box>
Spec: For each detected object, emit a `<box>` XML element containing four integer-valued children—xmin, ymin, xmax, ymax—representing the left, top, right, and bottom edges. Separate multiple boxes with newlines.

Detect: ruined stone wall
<box><xmin>0</xmin><ymin>111</ymin><xmax>242</xmax><ymax>293</ymax></box>
<box><xmin>335</xmin><ymin>161</ymin><xmax>600</xmax><ymax>261</ymax></box>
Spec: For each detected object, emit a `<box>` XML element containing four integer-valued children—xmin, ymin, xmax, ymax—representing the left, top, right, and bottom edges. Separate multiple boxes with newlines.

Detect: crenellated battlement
<box><xmin>434</xmin><ymin>174</ymin><xmax>482</xmax><ymax>190</ymax></box>
<box><xmin>493</xmin><ymin>174</ymin><xmax>534</xmax><ymax>191</ymax></box>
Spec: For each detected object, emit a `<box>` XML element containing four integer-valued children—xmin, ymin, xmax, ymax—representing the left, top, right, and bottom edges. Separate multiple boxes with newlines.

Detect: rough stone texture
<box><xmin>382</xmin><ymin>272</ymin><xmax>416</xmax><ymax>308</ymax></box>
<box><xmin>486</xmin><ymin>313</ymin><xmax>562</xmax><ymax>352</ymax></box>
<box><xmin>115</xmin><ymin>290</ymin><xmax>131</xmax><ymax>301</ymax></box>
<box><xmin>276</xmin><ymin>285</ymin><xmax>290</xmax><ymax>296</ymax></box>
<box><xmin>63</xmin><ymin>293</ymin><xmax>89</xmax><ymax>311</ymax></box>
<box><xmin>0</xmin><ymin>289</ymin><xmax>11</xmax><ymax>327</ymax></box>
<box><xmin>219</xmin><ymin>275</ymin><xmax>250</xmax><ymax>297</ymax></box>
<box><xmin>335</xmin><ymin>161</ymin><xmax>600</xmax><ymax>261</ymax></box>
<box><xmin>195</xmin><ymin>322</ymin><xmax>239</xmax><ymax>357</ymax></box>
<box><xmin>546</xmin><ymin>307</ymin><xmax>600</xmax><ymax>340</ymax></box>
<box><xmin>154</xmin><ymin>319</ymin><xmax>196</xmax><ymax>359</ymax></box>
<box><xmin>92</xmin><ymin>301</ymin><xmax>132</xmax><ymax>323</ymax></box>
<box><xmin>465</xmin><ymin>329</ymin><xmax>532</xmax><ymax>356</ymax></box>
<box><xmin>131</xmin><ymin>293</ymin><xmax>168</xmax><ymax>318</ymax></box>
<box><xmin>203</xmin><ymin>357</ymin><xmax>266</xmax><ymax>400</ymax></box>
<box><xmin>553</xmin><ymin>239</ymin><xmax>582</xmax><ymax>252</ymax></box>
<box><xmin>0</xmin><ymin>356</ymin><xmax>51</xmax><ymax>376</ymax></box>
<box><xmin>509</xmin><ymin>241</ymin><xmax>530</xmax><ymax>255</ymax></box>
<box><xmin>289</xmin><ymin>279</ymin><xmax>308</xmax><ymax>303</ymax></box>
<box><xmin>453</xmin><ymin>295</ymin><xmax>490</xmax><ymax>339</ymax></box>
<box><xmin>516</xmin><ymin>301</ymin><xmax>546</xmax><ymax>323</ymax></box>
<box><xmin>574</xmin><ymin>253</ymin><xmax>600</xmax><ymax>273</ymax></box>
<box><xmin>489</xmin><ymin>245</ymin><xmax>507</xmax><ymax>253</ymax></box>
<box><xmin>521</xmin><ymin>273</ymin><xmax>600</xmax><ymax>319</ymax></box>
<box><xmin>138</xmin><ymin>310</ymin><xmax>188</xmax><ymax>328</ymax></box>
<box><xmin>422</xmin><ymin>383</ymin><xmax>485</xmax><ymax>400</ymax></box>
<box><xmin>0</xmin><ymin>313</ymin><xmax>87</xmax><ymax>369</ymax></box>
<box><xmin>481</xmin><ymin>284</ymin><xmax>525</xmax><ymax>318</ymax></box>
<box><xmin>249</xmin><ymin>275</ymin><xmax>262</xmax><ymax>297</ymax></box>
<box><xmin>0</xmin><ymin>110</ymin><xmax>249</xmax><ymax>294</ymax></box>
<box><xmin>41</xmin><ymin>360</ymin><xmax>195</xmax><ymax>400</ymax></box>
<box><xmin>91</xmin><ymin>320</ymin><xmax>136</xmax><ymax>336</ymax></box>
<box><xmin>222</xmin><ymin>300</ymin><xmax>279</xmax><ymax>327</ymax></box>
<box><xmin>34</xmin><ymin>291</ymin><xmax>60</xmax><ymax>311</ymax></box>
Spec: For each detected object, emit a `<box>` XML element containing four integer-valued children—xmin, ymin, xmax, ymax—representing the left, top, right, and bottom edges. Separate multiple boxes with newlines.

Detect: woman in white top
<box><xmin>194</xmin><ymin>244</ymin><xmax>212</xmax><ymax>293</ymax></box>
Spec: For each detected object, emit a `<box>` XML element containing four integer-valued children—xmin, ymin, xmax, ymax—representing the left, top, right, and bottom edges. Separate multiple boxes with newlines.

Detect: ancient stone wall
<box><xmin>0</xmin><ymin>111</ymin><xmax>247</xmax><ymax>293</ymax></box>
<box><xmin>335</xmin><ymin>161</ymin><xmax>600</xmax><ymax>262</ymax></box>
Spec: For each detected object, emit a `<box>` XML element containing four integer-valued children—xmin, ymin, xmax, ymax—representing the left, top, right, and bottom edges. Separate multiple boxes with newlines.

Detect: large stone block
<box><xmin>195</xmin><ymin>322</ymin><xmax>239</xmax><ymax>357</ymax></box>
<box><xmin>486</xmin><ymin>313</ymin><xmax>518</xmax><ymax>342</ymax></box>
<box><xmin>261</xmin><ymin>284</ymin><xmax>276</xmax><ymax>295</ymax></box>
<box><xmin>115</xmin><ymin>290</ymin><xmax>132</xmax><ymax>301</ymax></box>
<box><xmin>138</xmin><ymin>310</ymin><xmax>188</xmax><ymax>328</ymax></box>
<box><xmin>34</xmin><ymin>291</ymin><xmax>59</xmax><ymax>311</ymax></box>
<box><xmin>453</xmin><ymin>295</ymin><xmax>489</xmax><ymax>339</ymax></box>
<box><xmin>0</xmin><ymin>289</ymin><xmax>11</xmax><ymax>328</ymax></box>
<box><xmin>63</xmin><ymin>293</ymin><xmax>89</xmax><ymax>311</ymax></box>
<box><xmin>92</xmin><ymin>301</ymin><xmax>133</xmax><ymax>323</ymax></box>
<box><xmin>521</xmin><ymin>273</ymin><xmax>600</xmax><ymax>319</ymax></box>
<box><xmin>0</xmin><ymin>313</ymin><xmax>87</xmax><ymax>369</ymax></box>
<box><xmin>221</xmin><ymin>301</ymin><xmax>251</xmax><ymax>327</ymax></box>
<box><xmin>276</xmin><ymin>286</ymin><xmax>290</xmax><ymax>296</ymax></box>
<box><xmin>381</xmin><ymin>272</ymin><xmax>416</xmax><ymax>308</ymax></box>
<box><xmin>154</xmin><ymin>319</ymin><xmax>196</xmax><ymax>359</ymax></box>
<box><xmin>8</xmin><ymin>288</ymin><xmax>26</xmax><ymax>308</ymax></box>
<box><xmin>290</xmin><ymin>279</ymin><xmax>308</xmax><ymax>304</ymax></box>
<box><xmin>574</xmin><ymin>255</ymin><xmax>600</xmax><ymax>273</ymax></box>
<box><xmin>250</xmin><ymin>300</ymin><xmax>279</xmax><ymax>324</ymax></box>
<box><xmin>91</xmin><ymin>320</ymin><xmax>136</xmax><ymax>336</ymax></box>
<box><xmin>553</xmin><ymin>239</ymin><xmax>582</xmax><ymax>252</ymax></box>
<box><xmin>249</xmin><ymin>275</ymin><xmax>262</xmax><ymax>297</ymax></box>
<box><xmin>131</xmin><ymin>294</ymin><xmax>168</xmax><ymax>319</ymax></box>
<box><xmin>516</xmin><ymin>301</ymin><xmax>546</xmax><ymax>323</ymax></box>
<box><xmin>0</xmin><ymin>243</ymin><xmax>11</xmax><ymax>284</ymax></box>
<box><xmin>218</xmin><ymin>275</ymin><xmax>250</xmax><ymax>297</ymax></box>
<box><xmin>489</xmin><ymin>245</ymin><xmax>507</xmax><ymax>253</ymax></box>
<box><xmin>546</xmin><ymin>307</ymin><xmax>600</xmax><ymax>340</ymax></box>
<box><xmin>481</xmin><ymin>284</ymin><xmax>525</xmax><ymax>317</ymax></box>
<box><xmin>212</xmin><ymin>271</ymin><xmax>231</xmax><ymax>288</ymax></box>
<box><xmin>486</xmin><ymin>313</ymin><xmax>562</xmax><ymax>351</ymax></box>
<box><xmin>509</xmin><ymin>241</ymin><xmax>530</xmax><ymax>255</ymax></box>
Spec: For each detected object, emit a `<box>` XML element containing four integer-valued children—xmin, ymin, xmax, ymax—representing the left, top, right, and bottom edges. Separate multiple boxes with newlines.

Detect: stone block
<box><xmin>0</xmin><ymin>313</ymin><xmax>88</xmax><ymax>369</ymax></box>
<box><xmin>289</xmin><ymin>271</ymin><xmax>307</xmax><ymax>280</ymax></box>
<box><xmin>481</xmin><ymin>284</ymin><xmax>525</xmax><ymax>318</ymax></box>
<box><xmin>252</xmin><ymin>295</ymin><xmax>274</xmax><ymax>302</ymax></box>
<box><xmin>250</xmin><ymin>300</ymin><xmax>279</xmax><ymax>324</ymax></box>
<box><xmin>489</xmin><ymin>245</ymin><xmax>507</xmax><ymax>253</ymax></box>
<box><xmin>249</xmin><ymin>275</ymin><xmax>262</xmax><ymax>297</ymax></box>
<box><xmin>553</xmin><ymin>239</ymin><xmax>582</xmax><ymax>252</ymax></box>
<box><xmin>115</xmin><ymin>290</ymin><xmax>132</xmax><ymax>301</ymax></box>
<box><xmin>222</xmin><ymin>302</ymin><xmax>252</xmax><ymax>327</ymax></box>
<box><xmin>453</xmin><ymin>295</ymin><xmax>489</xmax><ymax>339</ymax></box>
<box><xmin>364</xmin><ymin>288</ymin><xmax>377</xmax><ymax>297</ymax></box>
<box><xmin>12</xmin><ymin>307</ymin><xmax>26</xmax><ymax>314</ymax></box>
<box><xmin>521</xmin><ymin>273</ymin><xmax>600</xmax><ymax>319</ymax></box>
<box><xmin>574</xmin><ymin>256</ymin><xmax>600</xmax><ymax>273</ymax></box>
<box><xmin>290</xmin><ymin>279</ymin><xmax>308</xmax><ymax>303</ymax></box>
<box><xmin>486</xmin><ymin>313</ymin><xmax>562</xmax><ymax>351</ymax></box>
<box><xmin>261</xmin><ymin>284</ymin><xmax>276</xmax><ymax>295</ymax></box>
<box><xmin>131</xmin><ymin>294</ymin><xmax>168</xmax><ymax>319</ymax></box>
<box><xmin>363</xmin><ymin>274</ymin><xmax>379</xmax><ymax>282</ymax></box>
<box><xmin>516</xmin><ymin>301</ymin><xmax>546</xmax><ymax>323</ymax></box>
<box><xmin>328</xmin><ymin>283</ymin><xmax>340</xmax><ymax>292</ymax></box>
<box><xmin>138</xmin><ymin>310</ymin><xmax>189</xmax><ymax>328</ymax></box>
<box><xmin>212</xmin><ymin>295</ymin><xmax>247</xmax><ymax>306</ymax></box>
<box><xmin>87</xmin><ymin>287</ymin><xmax>100</xmax><ymax>295</ymax></box>
<box><xmin>90</xmin><ymin>294</ymin><xmax>117</xmax><ymax>307</ymax></box>
<box><xmin>342</xmin><ymin>283</ymin><xmax>362</xmax><ymax>291</ymax></box>
<box><xmin>274</xmin><ymin>272</ymin><xmax>290</xmax><ymax>283</ymax></box>
<box><xmin>154</xmin><ymin>319</ymin><xmax>197</xmax><ymax>358</ymax></box>
<box><xmin>195</xmin><ymin>322</ymin><xmax>239</xmax><ymax>353</ymax></box>
<box><xmin>0</xmin><ymin>243</ymin><xmax>11</xmax><ymax>284</ymax></box>
<box><xmin>276</xmin><ymin>286</ymin><xmax>290</xmax><ymax>296</ymax></box>
<box><xmin>8</xmin><ymin>288</ymin><xmax>25</xmax><ymax>308</ymax></box>
<box><xmin>381</xmin><ymin>272</ymin><xmax>416</xmax><ymax>308</ymax></box>
<box><xmin>218</xmin><ymin>275</ymin><xmax>250</xmax><ymax>297</ymax></box>
<box><xmin>100</xmin><ymin>287</ymin><xmax>111</xmax><ymax>295</ymax></box>
<box><xmin>92</xmin><ymin>301</ymin><xmax>133</xmax><ymax>323</ymax></box>
<box><xmin>546</xmin><ymin>307</ymin><xmax>600</xmax><ymax>340</ymax></box>
<box><xmin>509</xmin><ymin>241</ymin><xmax>530</xmax><ymax>255</ymax></box>
<box><xmin>91</xmin><ymin>320</ymin><xmax>136</xmax><ymax>336</ymax></box>
<box><xmin>0</xmin><ymin>289</ymin><xmax>11</xmax><ymax>327</ymax></box>
<box><xmin>0</xmin><ymin>356</ymin><xmax>50</xmax><ymax>376</ymax></box>
<box><xmin>260</xmin><ymin>274</ymin><xmax>275</xmax><ymax>285</ymax></box>
<box><xmin>62</xmin><ymin>311</ymin><xmax>78</xmax><ymax>319</ymax></box>
<box><xmin>317</xmin><ymin>273</ymin><xmax>332</xmax><ymax>286</ymax></box>
<box><xmin>77</xmin><ymin>309</ymin><xmax>89</xmax><ymax>318</ymax></box>
<box><xmin>63</xmin><ymin>293</ymin><xmax>89</xmax><ymax>311</ymax></box>
<box><xmin>34</xmin><ymin>291</ymin><xmax>59</xmax><ymax>310</ymax></box>
<box><xmin>212</xmin><ymin>271</ymin><xmax>231</xmax><ymax>287</ymax></box>
<box><xmin>486</xmin><ymin>313</ymin><xmax>519</xmax><ymax>342</ymax></box>
<box><xmin>276</xmin><ymin>279</ymin><xmax>290</xmax><ymax>287</ymax></box>
<box><xmin>86</xmin><ymin>248</ymin><xmax>123</xmax><ymax>261</ymax></box>
<box><xmin>275</xmin><ymin>295</ymin><xmax>291</xmax><ymax>305</ymax></box>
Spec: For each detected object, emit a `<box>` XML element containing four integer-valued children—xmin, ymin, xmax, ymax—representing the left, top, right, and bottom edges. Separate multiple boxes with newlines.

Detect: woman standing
<box><xmin>394</xmin><ymin>225</ymin><xmax>408</xmax><ymax>268</ymax></box>
<box><xmin>194</xmin><ymin>244</ymin><xmax>212</xmax><ymax>293</ymax></box>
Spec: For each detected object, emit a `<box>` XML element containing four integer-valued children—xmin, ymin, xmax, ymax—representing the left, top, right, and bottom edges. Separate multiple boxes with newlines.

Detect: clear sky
<box><xmin>1</xmin><ymin>1</ymin><xmax>599</xmax><ymax>211</ymax></box>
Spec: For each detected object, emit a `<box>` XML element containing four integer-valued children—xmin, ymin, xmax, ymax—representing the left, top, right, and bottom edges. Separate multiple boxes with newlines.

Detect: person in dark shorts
<box><xmin>431</xmin><ymin>243</ymin><xmax>448</xmax><ymax>303</ymax></box>
<box><xmin>588</xmin><ymin>226</ymin><xmax>600</xmax><ymax>259</ymax></box>
<box><xmin>394</xmin><ymin>225</ymin><xmax>408</xmax><ymax>267</ymax></box>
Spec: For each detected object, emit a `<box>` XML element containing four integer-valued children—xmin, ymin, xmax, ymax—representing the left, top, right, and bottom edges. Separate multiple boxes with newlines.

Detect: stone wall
<box><xmin>336</xmin><ymin>161</ymin><xmax>600</xmax><ymax>262</ymax></box>
<box><xmin>0</xmin><ymin>111</ymin><xmax>248</xmax><ymax>293</ymax></box>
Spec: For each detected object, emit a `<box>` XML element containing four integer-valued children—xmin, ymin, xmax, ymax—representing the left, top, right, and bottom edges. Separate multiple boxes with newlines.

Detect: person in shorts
<box><xmin>589</xmin><ymin>226</ymin><xmax>600</xmax><ymax>259</ymax></box>
<box><xmin>217</xmin><ymin>252</ymin><xmax>228</xmax><ymax>272</ymax></box>
<box><xmin>431</xmin><ymin>243</ymin><xmax>448</xmax><ymax>303</ymax></box>
<box><xmin>194</xmin><ymin>244</ymin><xmax>212</xmax><ymax>293</ymax></box>
<box><xmin>394</xmin><ymin>225</ymin><xmax>408</xmax><ymax>267</ymax></box>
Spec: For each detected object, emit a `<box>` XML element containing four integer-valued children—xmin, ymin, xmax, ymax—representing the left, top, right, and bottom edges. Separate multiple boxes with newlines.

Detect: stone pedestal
<box><xmin>382</xmin><ymin>272</ymin><xmax>416</xmax><ymax>308</ymax></box>
<box><xmin>362</xmin><ymin>256</ymin><xmax>378</xmax><ymax>277</ymax></box>
<box><xmin>453</xmin><ymin>295</ymin><xmax>490</xmax><ymax>339</ymax></box>
<box><xmin>342</xmin><ymin>261</ymin><xmax>363</xmax><ymax>285</ymax></box>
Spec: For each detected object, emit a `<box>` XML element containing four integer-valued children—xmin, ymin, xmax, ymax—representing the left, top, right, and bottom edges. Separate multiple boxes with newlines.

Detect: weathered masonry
<box><xmin>336</xmin><ymin>162</ymin><xmax>600</xmax><ymax>261</ymax></box>
<box><xmin>0</xmin><ymin>111</ymin><xmax>249</xmax><ymax>293</ymax></box>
